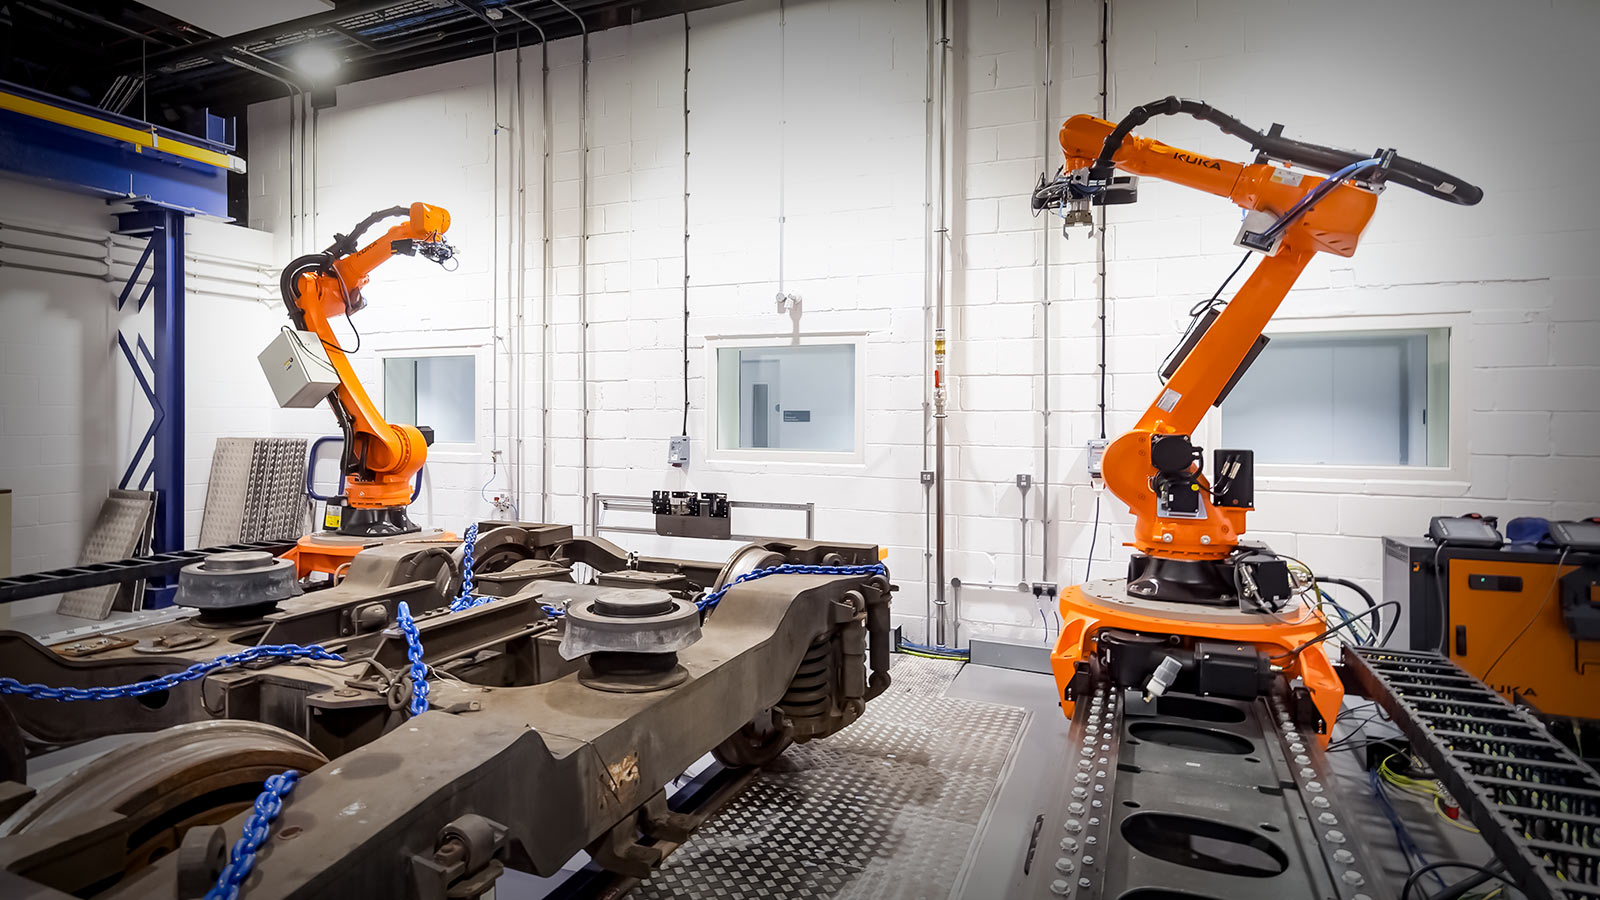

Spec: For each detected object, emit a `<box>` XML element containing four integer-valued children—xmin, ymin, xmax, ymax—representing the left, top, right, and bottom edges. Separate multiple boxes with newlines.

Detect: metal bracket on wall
<box><xmin>592</xmin><ymin>494</ymin><xmax>814</xmax><ymax>543</ymax></box>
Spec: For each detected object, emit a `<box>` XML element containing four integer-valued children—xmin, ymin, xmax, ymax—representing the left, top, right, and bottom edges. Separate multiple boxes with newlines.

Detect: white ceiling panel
<box><xmin>139</xmin><ymin>0</ymin><xmax>335</xmax><ymax>37</ymax></box>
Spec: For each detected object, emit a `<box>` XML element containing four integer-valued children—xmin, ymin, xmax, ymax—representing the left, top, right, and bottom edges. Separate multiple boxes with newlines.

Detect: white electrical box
<box><xmin>667</xmin><ymin>435</ymin><xmax>691</xmax><ymax>468</ymax></box>
<box><xmin>1086</xmin><ymin>438</ymin><xmax>1110</xmax><ymax>478</ymax></box>
<box><xmin>258</xmin><ymin>330</ymin><xmax>341</xmax><ymax>409</ymax></box>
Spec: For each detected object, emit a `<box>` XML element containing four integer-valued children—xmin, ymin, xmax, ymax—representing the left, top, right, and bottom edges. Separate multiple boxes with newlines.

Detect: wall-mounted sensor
<box><xmin>667</xmin><ymin>435</ymin><xmax>690</xmax><ymax>468</ymax></box>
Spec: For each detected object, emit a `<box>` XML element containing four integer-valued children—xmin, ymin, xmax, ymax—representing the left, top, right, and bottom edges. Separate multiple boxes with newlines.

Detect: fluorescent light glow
<box><xmin>293</xmin><ymin>45</ymin><xmax>342</xmax><ymax>81</ymax></box>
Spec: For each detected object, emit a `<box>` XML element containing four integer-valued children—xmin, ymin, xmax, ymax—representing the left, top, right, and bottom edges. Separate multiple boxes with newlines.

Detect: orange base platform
<box><xmin>1049</xmin><ymin>578</ymin><xmax>1344</xmax><ymax>747</ymax></box>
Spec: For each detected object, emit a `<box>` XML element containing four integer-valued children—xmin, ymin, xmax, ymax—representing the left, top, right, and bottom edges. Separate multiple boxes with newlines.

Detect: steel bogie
<box><xmin>0</xmin><ymin>524</ymin><xmax>894</xmax><ymax>898</ymax></box>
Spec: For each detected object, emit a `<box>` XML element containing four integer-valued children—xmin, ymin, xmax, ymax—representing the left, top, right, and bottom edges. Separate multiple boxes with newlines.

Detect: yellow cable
<box><xmin>1432</xmin><ymin>795</ymin><xmax>1479</xmax><ymax>833</ymax></box>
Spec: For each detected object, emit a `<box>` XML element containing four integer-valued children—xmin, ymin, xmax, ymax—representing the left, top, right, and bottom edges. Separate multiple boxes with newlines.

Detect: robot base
<box><xmin>1049</xmin><ymin>577</ymin><xmax>1344</xmax><ymax>747</ymax></box>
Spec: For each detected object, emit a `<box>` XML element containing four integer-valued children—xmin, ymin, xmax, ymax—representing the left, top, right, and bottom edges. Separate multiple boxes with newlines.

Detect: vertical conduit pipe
<box><xmin>539</xmin><ymin>30</ymin><xmax>553</xmax><ymax>521</ymax></box>
<box><xmin>682</xmin><ymin>14</ymin><xmax>691</xmax><ymax>439</ymax></box>
<box><xmin>491</xmin><ymin>37</ymin><xmax>501</xmax><ymax>503</ymax></box>
<box><xmin>515</xmin><ymin>33</ymin><xmax>527</xmax><ymax>513</ymax></box>
<box><xmin>931</xmin><ymin>0</ymin><xmax>951</xmax><ymax>647</ymax></box>
<box><xmin>1086</xmin><ymin>0</ymin><xmax>1111</xmax><ymax>582</ymax></box>
<box><xmin>548</xmin><ymin>0</ymin><xmax>590</xmax><ymax>535</ymax></box>
<box><xmin>1038</xmin><ymin>0</ymin><xmax>1053</xmax><ymax>586</ymax></box>
<box><xmin>286</xmin><ymin>88</ymin><xmax>298</xmax><ymax>254</ymax></box>
<box><xmin>508</xmin><ymin>0</ymin><xmax>547</xmax><ymax>521</ymax></box>
<box><xmin>303</xmin><ymin>92</ymin><xmax>314</xmax><ymax>251</ymax></box>
<box><xmin>776</xmin><ymin>0</ymin><xmax>786</xmax><ymax>305</ymax></box>
<box><xmin>920</xmin><ymin>0</ymin><xmax>933</xmax><ymax>641</ymax></box>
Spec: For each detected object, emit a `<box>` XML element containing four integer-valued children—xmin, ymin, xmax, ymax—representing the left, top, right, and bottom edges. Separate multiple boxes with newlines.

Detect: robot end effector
<box><xmin>1033</xmin><ymin>95</ymin><xmax>1481</xmax><ymax>233</ymax></box>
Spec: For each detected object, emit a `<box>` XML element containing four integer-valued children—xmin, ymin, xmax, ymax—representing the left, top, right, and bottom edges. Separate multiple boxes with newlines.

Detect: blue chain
<box><xmin>447</xmin><ymin>522</ymin><xmax>481</xmax><ymax>612</ymax></box>
<box><xmin>204</xmin><ymin>769</ymin><xmax>299</xmax><ymax>900</ymax></box>
<box><xmin>700</xmin><ymin>563</ymin><xmax>887</xmax><ymax>612</ymax></box>
<box><xmin>394</xmin><ymin>600</ymin><xmax>429</xmax><ymax>717</ymax></box>
<box><xmin>0</xmin><ymin>644</ymin><xmax>342</xmax><ymax>702</ymax></box>
<box><xmin>446</xmin><ymin>521</ymin><xmax>564</xmax><ymax>619</ymax></box>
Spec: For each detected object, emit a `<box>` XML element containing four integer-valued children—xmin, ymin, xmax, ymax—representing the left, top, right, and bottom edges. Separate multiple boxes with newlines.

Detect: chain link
<box><xmin>394</xmin><ymin>600</ymin><xmax>429</xmax><ymax>717</ymax></box>
<box><xmin>0</xmin><ymin>644</ymin><xmax>342</xmax><ymax>702</ymax></box>
<box><xmin>447</xmin><ymin>523</ymin><xmax>481</xmax><ymax>612</ymax></box>
<box><xmin>446</xmin><ymin>522</ymin><xmax>564</xmax><ymax>618</ymax></box>
<box><xmin>204</xmin><ymin>769</ymin><xmax>299</xmax><ymax>900</ymax></box>
<box><xmin>699</xmin><ymin>563</ymin><xmax>887</xmax><ymax>612</ymax></box>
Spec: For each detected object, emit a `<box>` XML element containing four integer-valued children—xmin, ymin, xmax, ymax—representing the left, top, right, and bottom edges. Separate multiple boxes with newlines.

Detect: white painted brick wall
<box><xmin>0</xmin><ymin>178</ymin><xmax>322</xmax><ymax>618</ymax></box>
<box><xmin>231</xmin><ymin>0</ymin><xmax>1599</xmax><ymax>643</ymax></box>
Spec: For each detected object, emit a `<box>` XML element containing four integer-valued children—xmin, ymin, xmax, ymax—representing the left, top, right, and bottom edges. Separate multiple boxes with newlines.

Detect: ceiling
<box><xmin>0</xmin><ymin>0</ymin><xmax>736</xmax><ymax>136</ymax></box>
<box><xmin>139</xmin><ymin>0</ymin><xmax>336</xmax><ymax>39</ymax></box>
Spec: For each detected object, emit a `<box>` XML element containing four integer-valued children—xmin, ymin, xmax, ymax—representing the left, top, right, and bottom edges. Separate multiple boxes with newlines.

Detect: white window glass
<box><xmin>1221</xmin><ymin>328</ymin><xmax>1448</xmax><ymax>466</ymax></box>
<box><xmin>383</xmin><ymin>355</ymin><xmax>475</xmax><ymax>444</ymax></box>
<box><xmin>715</xmin><ymin>344</ymin><xmax>856</xmax><ymax>453</ymax></box>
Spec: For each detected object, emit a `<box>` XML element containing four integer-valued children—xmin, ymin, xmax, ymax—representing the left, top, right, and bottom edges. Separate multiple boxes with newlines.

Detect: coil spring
<box><xmin>780</xmin><ymin>638</ymin><xmax>833</xmax><ymax>716</ymax></box>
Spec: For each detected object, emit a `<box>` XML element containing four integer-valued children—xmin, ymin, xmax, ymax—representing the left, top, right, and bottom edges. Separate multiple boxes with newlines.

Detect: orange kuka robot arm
<box><xmin>281</xmin><ymin>202</ymin><xmax>455</xmax><ymax>536</ymax></box>
<box><xmin>1045</xmin><ymin>100</ymin><xmax>1481</xmax><ymax>565</ymax></box>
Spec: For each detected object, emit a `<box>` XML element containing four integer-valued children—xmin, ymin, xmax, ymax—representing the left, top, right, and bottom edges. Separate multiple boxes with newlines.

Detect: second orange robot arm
<box><xmin>291</xmin><ymin>202</ymin><xmax>451</xmax><ymax>506</ymax></box>
<box><xmin>1057</xmin><ymin>115</ymin><xmax>1380</xmax><ymax>559</ymax></box>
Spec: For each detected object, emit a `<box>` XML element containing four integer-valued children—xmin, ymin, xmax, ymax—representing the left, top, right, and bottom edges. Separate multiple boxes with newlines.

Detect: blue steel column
<box><xmin>152</xmin><ymin>209</ymin><xmax>186</xmax><ymax>566</ymax></box>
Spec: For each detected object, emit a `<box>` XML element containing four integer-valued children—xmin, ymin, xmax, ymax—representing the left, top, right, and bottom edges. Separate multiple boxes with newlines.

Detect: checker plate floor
<box><xmin>634</xmin><ymin>656</ymin><xmax>1027</xmax><ymax>900</ymax></box>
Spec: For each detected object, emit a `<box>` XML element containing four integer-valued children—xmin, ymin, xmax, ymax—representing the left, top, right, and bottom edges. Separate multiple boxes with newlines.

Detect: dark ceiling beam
<box><xmin>25</xmin><ymin>0</ymin><xmax>172</xmax><ymax>46</ymax></box>
<box><xmin>130</xmin><ymin>0</ymin><xmax>742</xmax><ymax>113</ymax></box>
<box><xmin>138</xmin><ymin>0</ymin><xmax>412</xmax><ymax>71</ymax></box>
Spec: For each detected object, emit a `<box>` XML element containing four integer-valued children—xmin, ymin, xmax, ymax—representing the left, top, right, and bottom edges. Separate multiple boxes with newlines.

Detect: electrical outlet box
<box><xmin>1016</xmin><ymin>473</ymin><xmax>1032</xmax><ymax>490</ymax></box>
<box><xmin>920</xmin><ymin>471</ymin><xmax>935</xmax><ymax>486</ymax></box>
<box><xmin>258</xmin><ymin>329</ymin><xmax>340</xmax><ymax>409</ymax></box>
<box><xmin>667</xmin><ymin>435</ymin><xmax>690</xmax><ymax>468</ymax></box>
<box><xmin>1086</xmin><ymin>438</ymin><xmax>1109</xmax><ymax>478</ymax></box>
<box><xmin>1031</xmin><ymin>581</ymin><xmax>1059</xmax><ymax>599</ymax></box>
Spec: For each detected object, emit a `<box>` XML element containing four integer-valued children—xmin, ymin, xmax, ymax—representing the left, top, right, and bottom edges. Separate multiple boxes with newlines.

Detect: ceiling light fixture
<box><xmin>292</xmin><ymin>44</ymin><xmax>342</xmax><ymax>82</ymax></box>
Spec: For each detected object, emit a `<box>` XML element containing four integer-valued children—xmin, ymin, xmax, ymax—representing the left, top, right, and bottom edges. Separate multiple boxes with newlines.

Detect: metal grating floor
<box><xmin>634</xmin><ymin>656</ymin><xmax>1027</xmax><ymax>900</ymax></box>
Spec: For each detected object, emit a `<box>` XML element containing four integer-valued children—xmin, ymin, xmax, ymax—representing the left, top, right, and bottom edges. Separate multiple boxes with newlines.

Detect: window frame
<box><xmin>365</xmin><ymin>340</ymin><xmax>487</xmax><ymax>456</ymax></box>
<box><xmin>704</xmin><ymin>332</ymin><xmax>868</xmax><ymax>466</ymax></box>
<box><xmin>1203</xmin><ymin>313</ymin><xmax>1468</xmax><ymax>490</ymax></box>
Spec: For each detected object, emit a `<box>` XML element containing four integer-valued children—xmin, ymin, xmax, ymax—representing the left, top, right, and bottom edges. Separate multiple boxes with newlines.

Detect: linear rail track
<box><xmin>0</xmin><ymin>541</ymin><xmax>295</xmax><ymax>604</ymax></box>
<box><xmin>1016</xmin><ymin>679</ymin><xmax>1392</xmax><ymax>899</ymax></box>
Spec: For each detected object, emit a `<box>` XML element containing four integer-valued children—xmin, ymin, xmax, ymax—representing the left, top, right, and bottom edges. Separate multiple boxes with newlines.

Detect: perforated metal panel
<box><xmin>200</xmin><ymin>438</ymin><xmax>308</xmax><ymax>545</ymax></box>
<box><xmin>197</xmin><ymin>438</ymin><xmax>255</xmax><ymax>547</ymax></box>
<box><xmin>636</xmin><ymin>657</ymin><xmax>1026</xmax><ymax>900</ymax></box>
<box><xmin>56</xmin><ymin>490</ymin><xmax>154</xmax><ymax>620</ymax></box>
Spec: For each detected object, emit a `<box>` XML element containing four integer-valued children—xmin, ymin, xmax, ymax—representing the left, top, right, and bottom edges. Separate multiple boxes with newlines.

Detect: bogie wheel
<box><xmin>0</xmin><ymin>721</ymin><xmax>326</xmax><ymax>895</ymax></box>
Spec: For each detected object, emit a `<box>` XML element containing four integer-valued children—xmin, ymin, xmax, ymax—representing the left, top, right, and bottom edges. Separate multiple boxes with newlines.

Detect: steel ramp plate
<box><xmin>56</xmin><ymin>490</ymin><xmax>154</xmax><ymax>620</ymax></box>
<box><xmin>197</xmin><ymin>438</ymin><xmax>255</xmax><ymax>547</ymax></box>
<box><xmin>635</xmin><ymin>656</ymin><xmax>1026</xmax><ymax>900</ymax></box>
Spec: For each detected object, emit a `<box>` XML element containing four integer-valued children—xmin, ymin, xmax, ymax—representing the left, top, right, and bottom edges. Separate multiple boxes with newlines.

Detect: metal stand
<box><xmin>591</xmin><ymin>495</ymin><xmax>814</xmax><ymax>542</ymax></box>
<box><xmin>114</xmin><ymin>205</ymin><xmax>189</xmax><ymax>605</ymax></box>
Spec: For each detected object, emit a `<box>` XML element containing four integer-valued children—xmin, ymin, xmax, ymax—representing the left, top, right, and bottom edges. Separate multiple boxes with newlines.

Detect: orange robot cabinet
<box><xmin>1446</xmin><ymin>556</ymin><xmax>1600</xmax><ymax>719</ymax></box>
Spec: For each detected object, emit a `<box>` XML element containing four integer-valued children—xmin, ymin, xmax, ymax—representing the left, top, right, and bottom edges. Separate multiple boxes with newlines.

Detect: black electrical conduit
<box><xmin>1086</xmin><ymin>96</ymin><xmax>1482</xmax><ymax>206</ymax></box>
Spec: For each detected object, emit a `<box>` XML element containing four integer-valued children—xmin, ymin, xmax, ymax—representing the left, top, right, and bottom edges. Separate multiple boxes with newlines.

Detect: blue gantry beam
<box><xmin>0</xmin><ymin>79</ymin><xmax>242</xmax><ymax>218</ymax></box>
